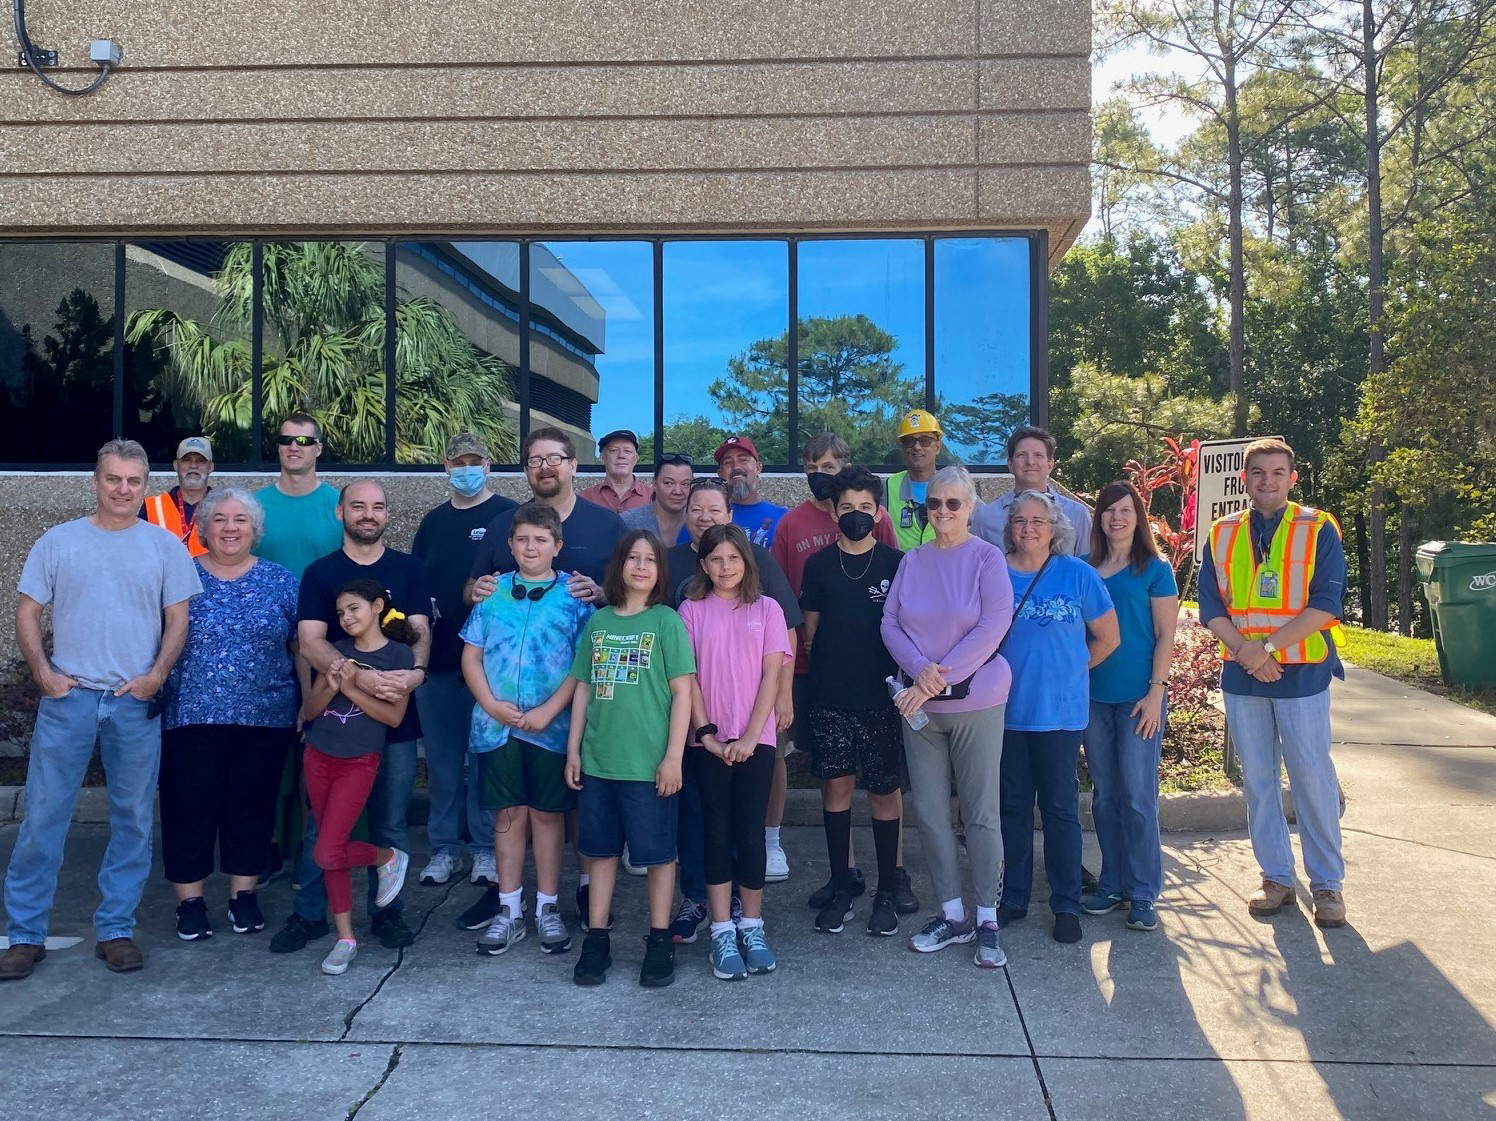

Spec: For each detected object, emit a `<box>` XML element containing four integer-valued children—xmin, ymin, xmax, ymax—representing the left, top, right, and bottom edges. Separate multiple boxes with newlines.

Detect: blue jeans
<box><xmin>415</xmin><ymin>673</ymin><xmax>493</xmax><ymax>856</ymax></box>
<box><xmin>293</xmin><ymin>739</ymin><xmax>417</xmax><ymax>921</ymax></box>
<box><xmin>677</xmin><ymin>753</ymin><xmax>706</xmax><ymax>903</ymax></box>
<box><xmin>5</xmin><ymin>689</ymin><xmax>161</xmax><ymax>944</ymax></box>
<box><xmin>1085</xmin><ymin>699</ymin><xmax>1165</xmax><ymax>903</ymax></box>
<box><xmin>999</xmin><ymin>728</ymin><xmax>1085</xmax><ymax>916</ymax></box>
<box><xmin>1224</xmin><ymin>691</ymin><xmax>1343</xmax><ymax>891</ymax></box>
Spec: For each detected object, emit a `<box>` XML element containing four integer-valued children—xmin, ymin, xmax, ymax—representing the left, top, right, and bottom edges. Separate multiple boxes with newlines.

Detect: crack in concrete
<box><xmin>1003</xmin><ymin>967</ymin><xmax>1060</xmax><ymax>1121</ymax></box>
<box><xmin>338</xmin><ymin>875</ymin><xmax>461</xmax><ymax>1042</ymax></box>
<box><xmin>1340</xmin><ymin>826</ymin><xmax>1496</xmax><ymax>863</ymax></box>
<box><xmin>346</xmin><ymin>1043</ymin><xmax>402</xmax><ymax>1120</ymax></box>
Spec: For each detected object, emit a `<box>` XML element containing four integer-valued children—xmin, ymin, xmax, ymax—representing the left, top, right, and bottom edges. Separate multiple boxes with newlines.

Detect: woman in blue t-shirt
<box><xmin>1082</xmin><ymin>481</ymin><xmax>1179</xmax><ymax>932</ymax></box>
<box><xmin>999</xmin><ymin>491</ymin><xmax>1118</xmax><ymax>944</ymax></box>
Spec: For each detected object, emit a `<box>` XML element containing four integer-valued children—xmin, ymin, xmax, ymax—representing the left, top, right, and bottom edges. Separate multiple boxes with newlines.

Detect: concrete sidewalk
<box><xmin>2</xmin><ymin>667</ymin><xmax>1494</xmax><ymax>1120</ymax></box>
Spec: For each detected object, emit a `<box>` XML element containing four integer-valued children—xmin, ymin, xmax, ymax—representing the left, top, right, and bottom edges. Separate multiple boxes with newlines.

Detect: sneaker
<box><xmin>375</xmin><ymin>849</ymin><xmax>409</xmax><ymax>908</ymax></box>
<box><xmin>997</xmin><ymin>904</ymin><xmax>1029</xmax><ymax>926</ymax></box>
<box><xmin>814</xmin><ymin>889</ymin><xmax>856</xmax><ymax>934</ymax></box>
<box><xmin>370</xmin><ymin>909</ymin><xmax>414</xmax><ymax>950</ymax></box>
<box><xmin>973</xmin><ymin>920</ymin><xmax>1008</xmax><ymax>968</ymax></box>
<box><xmin>1082</xmin><ymin>890</ymin><xmax>1125</xmax><ymax>915</ymax></box>
<box><xmin>419</xmin><ymin>852</ymin><xmax>461</xmax><ymax>886</ymax></box>
<box><xmin>669</xmin><ymin>898</ymin><xmax>709</xmax><ymax>944</ymax></box>
<box><xmin>1313</xmin><ymin>889</ymin><xmax>1346</xmax><ymax>929</ymax></box>
<box><xmin>808</xmin><ymin>867</ymin><xmax>864</xmax><ymax>909</ymax></box>
<box><xmin>176</xmin><ymin>897</ymin><xmax>213</xmax><ymax>941</ymax></box>
<box><xmin>477</xmin><ymin>910</ymin><xmax>527</xmax><ymax>955</ymax></box>
<box><xmin>764</xmin><ymin>842</ymin><xmax>790</xmax><ymax>883</ymax></box>
<box><xmin>469</xmin><ymin>849</ymin><xmax>498</xmax><ymax>886</ymax></box>
<box><xmin>640</xmin><ymin>930</ymin><xmax>675</xmax><ymax>988</ymax></box>
<box><xmin>1126</xmin><ymin>900</ymin><xmax>1159</xmax><ymax>932</ymax></box>
<box><xmin>1052</xmin><ymin>912</ymin><xmax>1083</xmax><ymax>943</ymax></box>
<box><xmin>1081</xmin><ymin>865</ymin><xmax>1100</xmax><ymax>893</ymax></box>
<box><xmin>575</xmin><ymin>883</ymin><xmax>615</xmax><ymax>932</ymax></box>
<box><xmin>228</xmin><ymin>891</ymin><xmax>266</xmax><ymax>933</ymax></box>
<box><xmin>738</xmin><ymin>924</ymin><xmax>777</xmax><ymax>974</ymax></box>
<box><xmin>1248</xmin><ymin>879</ymin><xmax>1296</xmax><ymax>916</ymax></box>
<box><xmin>709</xmin><ymin>928</ymin><xmax>747</xmax><ymax>980</ymax></box>
<box><xmin>270</xmin><ymin>913</ymin><xmax>330</xmax><ymax>954</ymax></box>
<box><xmin>621</xmin><ymin>845</ymin><xmax>647</xmax><ymax>877</ymax></box>
<box><xmin>907</xmin><ymin>914</ymin><xmax>976</xmax><ymax>953</ymax></box>
<box><xmin>573</xmin><ymin>931</ymin><xmax>611</xmax><ymax>986</ymax></box>
<box><xmin>536</xmin><ymin>902</ymin><xmax>572</xmax><ymax>954</ymax></box>
<box><xmin>866</xmin><ymin>891</ymin><xmax>899</xmax><ymax>937</ymax></box>
<box><xmin>894</xmin><ymin>866</ymin><xmax>920</xmax><ymax>915</ymax></box>
<box><xmin>320</xmin><ymin>938</ymin><xmax>358</xmax><ymax>976</ymax></box>
<box><xmin>730</xmin><ymin>893</ymin><xmax>744</xmax><ymax>924</ymax></box>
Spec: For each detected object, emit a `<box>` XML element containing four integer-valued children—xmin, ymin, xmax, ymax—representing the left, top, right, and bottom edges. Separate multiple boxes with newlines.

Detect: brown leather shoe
<box><xmin>1247</xmin><ymin>879</ymin><xmax>1295</xmax><ymax>916</ymax></box>
<box><xmin>0</xmin><ymin>943</ymin><xmax>45</xmax><ymax>981</ymax></box>
<box><xmin>95</xmin><ymin>938</ymin><xmax>145</xmax><ymax>973</ymax></box>
<box><xmin>1313</xmin><ymin>889</ymin><xmax>1347</xmax><ymax>928</ymax></box>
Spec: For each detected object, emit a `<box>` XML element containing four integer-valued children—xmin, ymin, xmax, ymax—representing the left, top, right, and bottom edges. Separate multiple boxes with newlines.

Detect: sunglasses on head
<box><xmin>926</xmin><ymin>497</ymin><xmax>964</xmax><ymax>512</ymax></box>
<box><xmin>277</xmin><ymin>434</ymin><xmax>319</xmax><ymax>447</ymax></box>
<box><xmin>659</xmin><ymin>452</ymin><xmax>694</xmax><ymax>467</ymax></box>
<box><xmin>690</xmin><ymin>478</ymin><xmax>728</xmax><ymax>492</ymax></box>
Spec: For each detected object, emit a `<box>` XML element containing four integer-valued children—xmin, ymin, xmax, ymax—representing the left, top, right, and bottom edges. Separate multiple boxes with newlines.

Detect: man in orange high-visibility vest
<box><xmin>1198</xmin><ymin>437</ymin><xmax>1349</xmax><ymax>931</ymax></box>
<box><xmin>138</xmin><ymin>436</ymin><xmax>213</xmax><ymax>558</ymax></box>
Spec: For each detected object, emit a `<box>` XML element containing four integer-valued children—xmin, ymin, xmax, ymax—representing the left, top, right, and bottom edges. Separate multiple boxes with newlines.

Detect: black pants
<box><xmin>690</xmin><ymin>743</ymin><xmax>775</xmax><ymax>891</ymax></box>
<box><xmin>159</xmin><ymin>724</ymin><xmax>294</xmax><ymax>884</ymax></box>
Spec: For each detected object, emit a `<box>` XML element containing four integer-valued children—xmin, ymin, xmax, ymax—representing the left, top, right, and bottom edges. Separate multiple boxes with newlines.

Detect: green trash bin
<box><xmin>1414</xmin><ymin>541</ymin><xmax>1496</xmax><ymax>690</ymax></box>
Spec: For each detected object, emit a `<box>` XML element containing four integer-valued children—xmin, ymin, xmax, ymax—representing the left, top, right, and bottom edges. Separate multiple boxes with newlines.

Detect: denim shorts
<box><xmin>576</xmin><ymin>775</ymin><xmax>678</xmax><ymax>865</ymax></box>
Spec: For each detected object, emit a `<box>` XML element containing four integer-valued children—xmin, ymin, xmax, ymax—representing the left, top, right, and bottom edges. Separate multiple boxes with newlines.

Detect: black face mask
<box><xmin>806</xmin><ymin>471</ymin><xmax>837</xmax><ymax>502</ymax></box>
<box><xmin>838</xmin><ymin>510</ymin><xmax>876</xmax><ymax>542</ymax></box>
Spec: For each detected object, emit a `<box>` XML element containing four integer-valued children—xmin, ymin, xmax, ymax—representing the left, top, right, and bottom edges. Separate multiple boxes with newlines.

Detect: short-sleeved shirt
<box><xmin>1003</xmin><ymin>555</ymin><xmax>1115</xmax><ymax>732</ymax></box>
<box><xmin>973</xmin><ymin>486</ymin><xmax>1094</xmax><ymax>560</ymax></box>
<box><xmin>459</xmin><ymin>572</ymin><xmax>594</xmax><ymax>755</ymax></box>
<box><xmin>678</xmin><ymin>594</ymin><xmax>793</xmax><ymax>746</ymax></box>
<box><xmin>298</xmin><ymin>547</ymin><xmax>433</xmax><ymax>742</ymax></box>
<box><xmin>255</xmin><ymin>482</ymin><xmax>343</xmax><ymax>579</ymax></box>
<box><xmin>166</xmin><ymin>559</ymin><xmax>300</xmax><ymax>730</ymax></box>
<box><xmin>730</xmin><ymin>500</ymin><xmax>787</xmax><ymax>548</ymax></box>
<box><xmin>568</xmin><ymin>604</ymin><xmax>696</xmax><ymax>781</ymax></box>
<box><xmin>664</xmin><ymin>541</ymin><xmax>803</xmax><ymax>629</ymax></box>
<box><xmin>303</xmin><ymin>637</ymin><xmax>414</xmax><ymax>759</ymax></box>
<box><xmin>579</xmin><ymin>478</ymin><xmax>653</xmax><ymax>513</ymax></box>
<box><xmin>412</xmin><ymin>495</ymin><xmax>519</xmax><ymax>675</ymax></box>
<box><xmin>469</xmin><ymin>497</ymin><xmax>625</xmax><ymax>587</ymax></box>
<box><xmin>18</xmin><ymin>517</ymin><xmax>203</xmax><ymax>691</ymax></box>
<box><xmin>800</xmin><ymin>542</ymin><xmax>903</xmax><ymax>710</ymax></box>
<box><xmin>1090</xmin><ymin>556</ymin><xmax>1178</xmax><ymax>705</ymax></box>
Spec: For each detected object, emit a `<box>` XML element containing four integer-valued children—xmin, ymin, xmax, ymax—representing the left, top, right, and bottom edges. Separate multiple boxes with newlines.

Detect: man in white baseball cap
<box><xmin>139</xmin><ymin>436</ymin><xmax>214</xmax><ymax>557</ymax></box>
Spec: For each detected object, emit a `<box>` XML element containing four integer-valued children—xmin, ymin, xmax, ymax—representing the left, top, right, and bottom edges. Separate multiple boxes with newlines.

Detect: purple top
<box><xmin>880</xmin><ymin>535</ymin><xmax>1015</xmax><ymax>713</ymax></box>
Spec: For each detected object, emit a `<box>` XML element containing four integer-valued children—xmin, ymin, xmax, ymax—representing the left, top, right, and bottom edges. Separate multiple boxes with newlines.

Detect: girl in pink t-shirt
<box><xmin>677</xmin><ymin>523</ymin><xmax>791</xmax><ymax>981</ymax></box>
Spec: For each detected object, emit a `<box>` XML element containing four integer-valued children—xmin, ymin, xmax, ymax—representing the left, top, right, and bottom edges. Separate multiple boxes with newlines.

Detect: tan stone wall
<box><xmin>1</xmin><ymin>1</ymin><xmax>1091</xmax><ymax>258</ymax></box>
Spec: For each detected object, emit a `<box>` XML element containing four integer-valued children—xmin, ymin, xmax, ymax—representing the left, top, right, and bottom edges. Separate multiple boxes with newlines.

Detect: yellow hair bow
<box><xmin>382</xmin><ymin>608</ymin><xmax>406</xmax><ymax>625</ymax></box>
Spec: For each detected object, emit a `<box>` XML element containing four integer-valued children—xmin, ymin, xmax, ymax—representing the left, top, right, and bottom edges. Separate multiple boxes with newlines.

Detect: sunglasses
<box><xmin>277</xmin><ymin>434</ymin><xmax>319</xmax><ymax>447</ymax></box>
<box><xmin>659</xmin><ymin>452</ymin><xmax>694</xmax><ymax>467</ymax></box>
<box><xmin>926</xmin><ymin>497</ymin><xmax>965</xmax><ymax>512</ymax></box>
<box><xmin>902</xmin><ymin>435</ymin><xmax>939</xmax><ymax>448</ymax></box>
<box><xmin>689</xmin><ymin>478</ymin><xmax>728</xmax><ymax>492</ymax></box>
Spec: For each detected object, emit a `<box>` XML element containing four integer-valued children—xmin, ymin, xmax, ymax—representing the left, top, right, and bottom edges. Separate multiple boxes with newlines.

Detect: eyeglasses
<box><xmin>927</xmin><ymin>497</ymin><xmax>965</xmax><ymax>512</ymax></box>
<box><xmin>1010</xmin><ymin>517</ymin><xmax>1054</xmax><ymax>529</ymax></box>
<box><xmin>902</xmin><ymin>435</ymin><xmax>939</xmax><ymax>448</ymax></box>
<box><xmin>524</xmin><ymin>453</ymin><xmax>574</xmax><ymax>469</ymax></box>
<box><xmin>277</xmin><ymin>434</ymin><xmax>319</xmax><ymax>447</ymax></box>
<box><xmin>659</xmin><ymin>452</ymin><xmax>694</xmax><ymax>467</ymax></box>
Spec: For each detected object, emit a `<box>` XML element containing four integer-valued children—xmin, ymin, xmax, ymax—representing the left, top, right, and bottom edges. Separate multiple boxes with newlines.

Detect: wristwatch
<box><xmin>695</xmin><ymin>723</ymin><xmax>719</xmax><ymax>740</ymax></box>
<box><xmin>1262</xmin><ymin>640</ymin><xmax>1278</xmax><ymax>657</ymax></box>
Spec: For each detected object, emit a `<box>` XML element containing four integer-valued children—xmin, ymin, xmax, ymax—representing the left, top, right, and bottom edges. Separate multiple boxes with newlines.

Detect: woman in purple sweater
<box><xmin>880</xmin><ymin>465</ymin><xmax>1015</xmax><ymax>970</ymax></box>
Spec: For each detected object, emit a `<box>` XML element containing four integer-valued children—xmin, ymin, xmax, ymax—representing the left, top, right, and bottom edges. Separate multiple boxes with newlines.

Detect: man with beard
<box><xmin>715</xmin><ymin>435</ymin><xmax>785</xmax><ymax>548</ymax></box>
<box><xmin>139</xmin><ymin>435</ymin><xmax>214</xmax><ymax>558</ymax></box>
<box><xmin>268</xmin><ymin>480</ymin><xmax>433</xmax><ymax>955</ymax></box>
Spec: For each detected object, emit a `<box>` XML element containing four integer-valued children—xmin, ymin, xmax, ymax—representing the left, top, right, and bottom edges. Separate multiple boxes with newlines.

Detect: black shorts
<box><xmin>806</xmin><ymin>706</ymin><xmax>906</xmax><ymax>795</ymax></box>
<box><xmin>480</xmin><ymin>736</ymin><xmax>576</xmax><ymax>814</ymax></box>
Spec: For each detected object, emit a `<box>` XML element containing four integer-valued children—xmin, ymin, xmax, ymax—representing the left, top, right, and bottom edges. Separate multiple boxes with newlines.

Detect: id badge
<box><xmin>900</xmin><ymin>506</ymin><xmax>913</xmax><ymax>529</ymax></box>
<box><xmin>1258</xmin><ymin>569</ymin><xmax>1279</xmax><ymax>599</ymax></box>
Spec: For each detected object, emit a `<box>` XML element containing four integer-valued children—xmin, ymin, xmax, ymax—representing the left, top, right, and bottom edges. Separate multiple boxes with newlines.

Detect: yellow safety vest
<box><xmin>887</xmin><ymin>470</ymin><xmax>935</xmax><ymax>552</ymax></box>
<box><xmin>1209</xmin><ymin>500</ymin><xmax>1345</xmax><ymax>664</ymax></box>
<box><xmin>144</xmin><ymin>491</ymin><xmax>208</xmax><ymax>557</ymax></box>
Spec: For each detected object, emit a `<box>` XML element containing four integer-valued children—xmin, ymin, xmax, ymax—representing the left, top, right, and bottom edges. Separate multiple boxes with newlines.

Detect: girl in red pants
<box><xmin>301</xmin><ymin>579</ymin><xmax>417</xmax><ymax>976</ymax></box>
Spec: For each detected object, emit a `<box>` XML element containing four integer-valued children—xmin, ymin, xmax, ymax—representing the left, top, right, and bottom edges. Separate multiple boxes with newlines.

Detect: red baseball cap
<box><xmin>713</xmin><ymin>435</ymin><xmax>761</xmax><ymax>464</ymax></box>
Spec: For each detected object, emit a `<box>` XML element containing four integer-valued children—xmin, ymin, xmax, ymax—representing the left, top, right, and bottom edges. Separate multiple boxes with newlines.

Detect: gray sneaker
<box><xmin>907</xmin><ymin>914</ymin><xmax>976</xmax><ymax>953</ymax></box>
<box><xmin>536</xmin><ymin>903</ymin><xmax>573</xmax><ymax>954</ymax></box>
<box><xmin>973</xmin><ymin>921</ymin><xmax>1008</xmax><ymax>968</ymax></box>
<box><xmin>320</xmin><ymin>938</ymin><xmax>358</xmax><ymax>976</ymax></box>
<box><xmin>477</xmin><ymin>910</ymin><xmax>527</xmax><ymax>956</ymax></box>
<box><xmin>375</xmin><ymin>849</ymin><xmax>409</xmax><ymax>908</ymax></box>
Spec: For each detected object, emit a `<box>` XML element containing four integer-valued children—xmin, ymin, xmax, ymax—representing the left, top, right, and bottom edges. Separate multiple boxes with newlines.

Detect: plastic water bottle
<box><xmin>887</xmin><ymin>676</ymin><xmax>930</xmax><ymax>730</ymax></box>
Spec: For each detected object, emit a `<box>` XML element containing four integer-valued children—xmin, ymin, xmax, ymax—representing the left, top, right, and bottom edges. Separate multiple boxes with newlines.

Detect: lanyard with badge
<box><xmin>1252</xmin><ymin>520</ymin><xmax>1279</xmax><ymax>599</ymax></box>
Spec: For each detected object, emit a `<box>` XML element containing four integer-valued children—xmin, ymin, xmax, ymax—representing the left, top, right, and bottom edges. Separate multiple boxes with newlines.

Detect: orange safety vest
<box><xmin>1209</xmin><ymin>500</ymin><xmax>1345</xmax><ymax>664</ymax></box>
<box><xmin>143</xmin><ymin>491</ymin><xmax>208</xmax><ymax>557</ymax></box>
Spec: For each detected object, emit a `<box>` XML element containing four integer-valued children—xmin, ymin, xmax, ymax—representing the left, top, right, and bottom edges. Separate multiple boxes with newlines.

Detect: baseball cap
<box><xmin>445</xmin><ymin>432</ymin><xmax>492</xmax><ymax>460</ymax></box>
<box><xmin>598</xmin><ymin>429</ymin><xmax>639</xmax><ymax>451</ymax></box>
<box><xmin>713</xmin><ymin>435</ymin><xmax>761</xmax><ymax>464</ymax></box>
<box><xmin>176</xmin><ymin>436</ymin><xmax>213</xmax><ymax>460</ymax></box>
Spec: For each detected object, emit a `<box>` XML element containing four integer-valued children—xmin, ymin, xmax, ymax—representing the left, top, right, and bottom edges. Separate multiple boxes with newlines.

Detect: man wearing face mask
<box><xmin>411</xmin><ymin>434</ymin><xmax>517</xmax><ymax>889</ymax></box>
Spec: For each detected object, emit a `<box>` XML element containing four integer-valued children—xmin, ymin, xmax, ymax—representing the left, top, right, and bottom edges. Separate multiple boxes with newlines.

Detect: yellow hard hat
<box><xmin>897</xmin><ymin>410</ymin><xmax>943</xmax><ymax>439</ymax></box>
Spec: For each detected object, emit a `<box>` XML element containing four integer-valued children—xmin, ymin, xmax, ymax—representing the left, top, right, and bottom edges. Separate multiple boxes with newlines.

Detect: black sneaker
<box><xmin>573</xmin><ymin>930</ymin><xmax>611</xmax><ymax>986</ymax></box>
<box><xmin>228</xmin><ymin>891</ymin><xmax>266</xmax><ymax>934</ymax></box>
<box><xmin>639</xmin><ymin>930</ymin><xmax>675</xmax><ymax>988</ymax></box>
<box><xmin>866</xmin><ymin>890</ymin><xmax>899</xmax><ymax>937</ymax></box>
<box><xmin>575</xmin><ymin>883</ymin><xmax>615</xmax><ymax>932</ymax></box>
<box><xmin>814</xmin><ymin>889</ymin><xmax>856</xmax><ymax>934</ymax></box>
<box><xmin>997</xmin><ymin>904</ymin><xmax>1029</xmax><ymax>926</ymax></box>
<box><xmin>1081</xmin><ymin>865</ymin><xmax>1100</xmax><ymax>893</ymax></box>
<box><xmin>807</xmin><ymin>867</ymin><xmax>865</xmax><ymax>910</ymax></box>
<box><xmin>456</xmin><ymin>885</ymin><xmax>503</xmax><ymax>931</ymax></box>
<box><xmin>269</xmin><ymin>912</ymin><xmax>329</xmax><ymax>954</ymax></box>
<box><xmin>1052</xmin><ymin>912</ymin><xmax>1083</xmax><ymax>944</ymax></box>
<box><xmin>893</xmin><ymin>867</ymin><xmax>920</xmax><ymax>915</ymax></box>
<box><xmin>371</xmin><ymin>909</ymin><xmax>415</xmax><ymax>949</ymax></box>
<box><xmin>176</xmin><ymin>897</ymin><xmax>212</xmax><ymax>941</ymax></box>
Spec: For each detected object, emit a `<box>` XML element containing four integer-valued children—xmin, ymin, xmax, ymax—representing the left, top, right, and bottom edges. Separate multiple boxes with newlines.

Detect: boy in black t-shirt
<box><xmin>799</xmin><ymin>466</ymin><xmax>906</xmax><ymax>937</ymax></box>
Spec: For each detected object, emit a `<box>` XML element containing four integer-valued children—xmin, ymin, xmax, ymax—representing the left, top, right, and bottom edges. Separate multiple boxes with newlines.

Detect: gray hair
<box><xmin>927</xmin><ymin>464</ymin><xmax>978</xmax><ymax>507</ymax></box>
<box><xmin>95</xmin><ymin>439</ymin><xmax>150</xmax><ymax>476</ymax></box>
<box><xmin>195</xmin><ymin>486</ymin><xmax>266</xmax><ymax>549</ymax></box>
<box><xmin>1003</xmin><ymin>489</ymin><xmax>1076</xmax><ymax>555</ymax></box>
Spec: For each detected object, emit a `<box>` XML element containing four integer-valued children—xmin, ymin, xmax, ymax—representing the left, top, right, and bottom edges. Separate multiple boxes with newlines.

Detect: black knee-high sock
<box><xmin>871</xmin><ymin>817</ymin><xmax>900</xmax><ymax>896</ymax></box>
<box><xmin>823</xmin><ymin>809</ymin><xmax>852</xmax><ymax>887</ymax></box>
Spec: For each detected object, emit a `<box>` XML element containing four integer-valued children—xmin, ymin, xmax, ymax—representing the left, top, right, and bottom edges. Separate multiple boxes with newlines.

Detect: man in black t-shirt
<box><xmin>272</xmin><ymin>480</ymin><xmax>433</xmax><ymax>956</ymax></box>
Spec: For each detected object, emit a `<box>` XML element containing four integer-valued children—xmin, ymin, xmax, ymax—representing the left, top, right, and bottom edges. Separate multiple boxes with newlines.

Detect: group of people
<box><xmin>0</xmin><ymin>406</ymin><xmax>1351</xmax><ymax>989</ymax></box>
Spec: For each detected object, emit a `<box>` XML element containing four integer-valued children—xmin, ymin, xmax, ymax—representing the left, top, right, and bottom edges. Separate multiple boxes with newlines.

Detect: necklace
<box><xmin>838</xmin><ymin>546</ymin><xmax>875</xmax><ymax>582</ymax></box>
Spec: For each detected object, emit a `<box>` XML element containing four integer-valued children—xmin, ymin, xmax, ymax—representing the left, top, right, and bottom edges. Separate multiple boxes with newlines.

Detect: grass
<box><xmin>1340</xmin><ymin>625</ymin><xmax>1496</xmax><ymax>716</ymax></box>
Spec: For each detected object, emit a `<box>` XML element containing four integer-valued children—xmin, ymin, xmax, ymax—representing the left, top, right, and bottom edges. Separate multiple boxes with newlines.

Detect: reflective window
<box><xmin>933</xmin><ymin>237</ymin><xmax>1031</xmax><ymax>464</ymax></box>
<box><xmin>796</xmin><ymin>239</ymin><xmax>924</xmax><ymax>466</ymax></box>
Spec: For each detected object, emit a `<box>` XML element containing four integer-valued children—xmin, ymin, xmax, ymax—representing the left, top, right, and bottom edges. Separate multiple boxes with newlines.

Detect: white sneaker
<box><xmin>621</xmin><ymin>845</ymin><xmax>647</xmax><ymax>877</ymax></box>
<box><xmin>764</xmin><ymin>842</ymin><xmax>789</xmax><ymax>883</ymax></box>
<box><xmin>375</xmin><ymin>849</ymin><xmax>409</xmax><ymax>908</ymax></box>
<box><xmin>419</xmin><ymin>852</ymin><xmax>460</xmax><ymax>886</ymax></box>
<box><xmin>470</xmin><ymin>850</ymin><xmax>498</xmax><ymax>886</ymax></box>
<box><xmin>321</xmin><ymin>938</ymin><xmax>358</xmax><ymax>976</ymax></box>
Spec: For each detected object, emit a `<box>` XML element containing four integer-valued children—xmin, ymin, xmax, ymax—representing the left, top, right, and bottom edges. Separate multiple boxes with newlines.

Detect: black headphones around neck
<box><xmin>511</xmin><ymin>573</ymin><xmax>562</xmax><ymax>601</ymax></box>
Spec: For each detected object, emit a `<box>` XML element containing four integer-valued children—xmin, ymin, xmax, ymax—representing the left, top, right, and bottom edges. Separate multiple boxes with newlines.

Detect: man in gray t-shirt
<box><xmin>1</xmin><ymin>440</ymin><xmax>202</xmax><ymax>983</ymax></box>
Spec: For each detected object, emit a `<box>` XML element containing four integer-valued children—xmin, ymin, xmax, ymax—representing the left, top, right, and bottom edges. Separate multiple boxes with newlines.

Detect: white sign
<box><xmin>1193</xmin><ymin>436</ymin><xmax>1284</xmax><ymax>562</ymax></box>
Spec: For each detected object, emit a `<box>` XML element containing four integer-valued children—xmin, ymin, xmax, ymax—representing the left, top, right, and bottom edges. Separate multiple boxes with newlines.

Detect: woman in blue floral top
<box><xmin>160</xmin><ymin>487</ymin><xmax>300</xmax><ymax>942</ymax></box>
